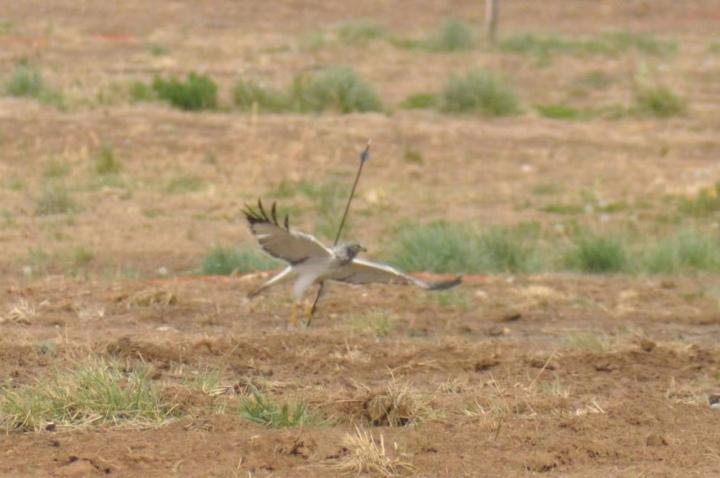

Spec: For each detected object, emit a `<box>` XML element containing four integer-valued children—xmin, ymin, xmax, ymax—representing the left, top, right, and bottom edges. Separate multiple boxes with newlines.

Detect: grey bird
<box><xmin>243</xmin><ymin>199</ymin><xmax>462</xmax><ymax>325</ymax></box>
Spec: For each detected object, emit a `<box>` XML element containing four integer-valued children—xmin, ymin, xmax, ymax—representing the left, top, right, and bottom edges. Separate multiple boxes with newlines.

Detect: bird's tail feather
<box><xmin>428</xmin><ymin>276</ymin><xmax>463</xmax><ymax>291</ymax></box>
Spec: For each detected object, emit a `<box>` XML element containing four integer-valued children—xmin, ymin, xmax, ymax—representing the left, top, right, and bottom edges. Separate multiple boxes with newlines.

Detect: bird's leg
<box><xmin>303</xmin><ymin>299</ymin><xmax>314</xmax><ymax>325</ymax></box>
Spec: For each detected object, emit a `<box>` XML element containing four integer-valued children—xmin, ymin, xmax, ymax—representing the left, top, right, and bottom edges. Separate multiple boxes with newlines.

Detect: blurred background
<box><xmin>0</xmin><ymin>0</ymin><xmax>719</xmax><ymax>279</ymax></box>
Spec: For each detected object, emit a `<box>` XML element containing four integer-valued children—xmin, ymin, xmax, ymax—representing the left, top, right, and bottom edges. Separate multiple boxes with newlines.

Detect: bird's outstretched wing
<box><xmin>330</xmin><ymin>258</ymin><xmax>462</xmax><ymax>290</ymax></box>
<box><xmin>244</xmin><ymin>199</ymin><xmax>332</xmax><ymax>264</ymax></box>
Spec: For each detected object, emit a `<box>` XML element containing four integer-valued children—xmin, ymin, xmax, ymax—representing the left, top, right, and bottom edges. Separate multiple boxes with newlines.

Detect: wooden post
<box><xmin>485</xmin><ymin>0</ymin><xmax>499</xmax><ymax>44</ymax></box>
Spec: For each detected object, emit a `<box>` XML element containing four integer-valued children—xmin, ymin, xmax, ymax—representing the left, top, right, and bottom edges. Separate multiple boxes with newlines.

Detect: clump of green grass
<box><xmin>3</xmin><ymin>63</ymin><xmax>64</xmax><ymax>108</ymax></box>
<box><xmin>165</xmin><ymin>175</ymin><xmax>204</xmax><ymax>194</ymax></box>
<box><xmin>440</xmin><ymin>70</ymin><xmax>520</xmax><ymax>116</ymax></box>
<box><xmin>93</xmin><ymin>144</ymin><xmax>121</xmax><ymax>175</ymax></box>
<box><xmin>0</xmin><ymin>358</ymin><xmax>175</xmax><ymax>431</ymax></box>
<box><xmin>563</xmin><ymin>233</ymin><xmax>628</xmax><ymax>273</ymax></box>
<box><xmin>337</xmin><ymin>19</ymin><xmax>386</xmax><ymax>45</ymax></box>
<box><xmin>239</xmin><ymin>390</ymin><xmax>320</xmax><ymax>428</ymax></box>
<box><xmin>633</xmin><ymin>85</ymin><xmax>685</xmax><ymax>118</ymax></box>
<box><xmin>232</xmin><ymin>79</ymin><xmax>289</xmax><ymax>113</ymax></box>
<box><xmin>290</xmin><ymin>67</ymin><xmax>383</xmax><ymax>113</ymax></box>
<box><xmin>35</xmin><ymin>184</ymin><xmax>75</xmax><ymax>216</ymax></box>
<box><xmin>350</xmin><ymin>309</ymin><xmax>396</xmax><ymax>338</ymax></box>
<box><xmin>200</xmin><ymin>246</ymin><xmax>279</xmax><ymax>275</ymax></box>
<box><xmin>644</xmin><ymin>230</ymin><xmax>720</xmax><ymax>274</ymax></box>
<box><xmin>399</xmin><ymin>92</ymin><xmax>437</xmax><ymax>109</ymax></box>
<box><xmin>542</xmin><ymin>203</ymin><xmax>584</xmax><ymax>215</ymax></box>
<box><xmin>4</xmin><ymin>63</ymin><xmax>44</xmax><ymax>97</ymax></box>
<box><xmin>151</xmin><ymin>73</ymin><xmax>218</xmax><ymax>111</ymax></box>
<box><xmin>388</xmin><ymin>222</ymin><xmax>537</xmax><ymax>273</ymax></box>
<box><xmin>424</xmin><ymin>19</ymin><xmax>475</xmax><ymax>52</ymax></box>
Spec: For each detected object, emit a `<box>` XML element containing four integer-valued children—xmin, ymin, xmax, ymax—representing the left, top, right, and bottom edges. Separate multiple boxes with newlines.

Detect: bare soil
<box><xmin>2</xmin><ymin>1</ymin><xmax>720</xmax><ymax>476</ymax></box>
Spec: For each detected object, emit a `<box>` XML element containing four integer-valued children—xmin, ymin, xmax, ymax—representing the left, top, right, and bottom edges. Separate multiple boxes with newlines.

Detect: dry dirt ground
<box><xmin>2</xmin><ymin>1</ymin><xmax>720</xmax><ymax>476</ymax></box>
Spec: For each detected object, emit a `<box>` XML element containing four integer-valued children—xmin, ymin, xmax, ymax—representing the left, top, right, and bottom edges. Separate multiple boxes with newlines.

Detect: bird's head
<box><xmin>340</xmin><ymin>242</ymin><xmax>366</xmax><ymax>261</ymax></box>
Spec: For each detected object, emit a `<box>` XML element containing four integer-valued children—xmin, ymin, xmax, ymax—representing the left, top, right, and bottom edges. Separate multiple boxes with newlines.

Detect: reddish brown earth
<box><xmin>2</xmin><ymin>1</ymin><xmax>720</xmax><ymax>476</ymax></box>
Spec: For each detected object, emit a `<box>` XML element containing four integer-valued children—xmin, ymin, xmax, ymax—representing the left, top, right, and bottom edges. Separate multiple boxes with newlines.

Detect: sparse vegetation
<box><xmin>364</xmin><ymin>378</ymin><xmax>429</xmax><ymax>427</ymax></box>
<box><xmin>335</xmin><ymin>427</ymin><xmax>414</xmax><ymax>476</ymax></box>
<box><xmin>0</xmin><ymin>359</ymin><xmax>175</xmax><ymax>431</ymax></box>
<box><xmin>423</xmin><ymin>19</ymin><xmax>475</xmax><ymax>52</ymax></box>
<box><xmin>200</xmin><ymin>246</ymin><xmax>279</xmax><ymax>275</ymax></box>
<box><xmin>290</xmin><ymin>67</ymin><xmax>383</xmax><ymax>113</ymax></box>
<box><xmin>35</xmin><ymin>184</ymin><xmax>76</xmax><ymax>216</ymax></box>
<box><xmin>563</xmin><ymin>331</ymin><xmax>613</xmax><ymax>352</ymax></box>
<box><xmin>679</xmin><ymin>182</ymin><xmax>720</xmax><ymax>216</ymax></box>
<box><xmin>93</xmin><ymin>144</ymin><xmax>121</xmax><ymax>175</ymax></box>
<box><xmin>165</xmin><ymin>175</ymin><xmax>204</xmax><ymax>194</ymax></box>
<box><xmin>633</xmin><ymin>85</ymin><xmax>685</xmax><ymax>118</ymax></box>
<box><xmin>499</xmin><ymin>32</ymin><xmax>676</xmax><ymax>63</ymax></box>
<box><xmin>232</xmin><ymin>79</ymin><xmax>289</xmax><ymax>112</ymax></box>
<box><xmin>3</xmin><ymin>63</ymin><xmax>65</xmax><ymax>108</ymax></box>
<box><xmin>337</xmin><ymin>19</ymin><xmax>386</xmax><ymax>45</ymax></box>
<box><xmin>238</xmin><ymin>390</ymin><xmax>320</xmax><ymax>428</ymax></box>
<box><xmin>43</xmin><ymin>158</ymin><xmax>71</xmax><ymax>179</ymax></box>
<box><xmin>151</xmin><ymin>73</ymin><xmax>218</xmax><ymax>111</ymax></box>
<box><xmin>644</xmin><ymin>230</ymin><xmax>720</xmax><ymax>274</ymax></box>
<box><xmin>389</xmin><ymin>222</ymin><xmax>537</xmax><ymax>274</ymax></box>
<box><xmin>350</xmin><ymin>309</ymin><xmax>396</xmax><ymax>337</ymax></box>
<box><xmin>564</xmin><ymin>233</ymin><xmax>628</xmax><ymax>273</ymax></box>
<box><xmin>536</xmin><ymin>104</ymin><xmax>591</xmax><ymax>120</ymax></box>
<box><xmin>399</xmin><ymin>93</ymin><xmax>437</xmax><ymax>110</ymax></box>
<box><xmin>440</xmin><ymin>70</ymin><xmax>520</xmax><ymax>116</ymax></box>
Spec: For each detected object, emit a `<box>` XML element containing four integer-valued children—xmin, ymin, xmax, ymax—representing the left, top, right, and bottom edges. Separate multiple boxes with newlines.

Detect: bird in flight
<box><xmin>243</xmin><ymin>199</ymin><xmax>461</xmax><ymax>326</ymax></box>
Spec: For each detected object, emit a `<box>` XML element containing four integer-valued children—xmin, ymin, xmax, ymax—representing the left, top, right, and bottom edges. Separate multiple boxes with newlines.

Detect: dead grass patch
<box><xmin>334</xmin><ymin>426</ymin><xmax>414</xmax><ymax>477</ymax></box>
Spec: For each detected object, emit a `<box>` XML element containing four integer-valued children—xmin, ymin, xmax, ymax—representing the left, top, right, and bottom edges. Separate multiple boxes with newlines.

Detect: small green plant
<box><xmin>290</xmin><ymin>67</ymin><xmax>383</xmax><ymax>113</ymax></box>
<box><xmin>93</xmin><ymin>144</ymin><xmax>121</xmax><ymax>175</ymax></box>
<box><xmin>399</xmin><ymin>92</ymin><xmax>437</xmax><ymax>109</ymax></box>
<box><xmin>424</xmin><ymin>19</ymin><xmax>475</xmax><ymax>52</ymax></box>
<box><xmin>337</xmin><ymin>19</ymin><xmax>386</xmax><ymax>45</ymax></box>
<box><xmin>238</xmin><ymin>390</ymin><xmax>320</xmax><ymax>428</ymax></box>
<box><xmin>440</xmin><ymin>70</ymin><xmax>520</xmax><ymax>116</ymax></box>
<box><xmin>232</xmin><ymin>79</ymin><xmax>289</xmax><ymax>112</ymax></box>
<box><xmin>4</xmin><ymin>64</ymin><xmax>44</xmax><ymax>97</ymax></box>
<box><xmin>633</xmin><ymin>85</ymin><xmax>685</xmax><ymax>118</ymax></box>
<box><xmin>200</xmin><ymin>246</ymin><xmax>279</xmax><ymax>275</ymax></box>
<box><xmin>35</xmin><ymin>184</ymin><xmax>75</xmax><ymax>216</ymax></box>
<box><xmin>542</xmin><ymin>203</ymin><xmax>584</xmax><ymax>215</ymax></box>
<box><xmin>709</xmin><ymin>42</ymin><xmax>720</xmax><ymax>54</ymax></box>
<box><xmin>644</xmin><ymin>230</ymin><xmax>720</xmax><ymax>274</ymax></box>
<box><xmin>152</xmin><ymin>73</ymin><xmax>218</xmax><ymax>111</ymax></box>
<box><xmin>0</xmin><ymin>358</ymin><xmax>175</xmax><ymax>431</ymax></box>
<box><xmin>165</xmin><ymin>175</ymin><xmax>204</xmax><ymax>194</ymax></box>
<box><xmin>564</xmin><ymin>233</ymin><xmax>627</xmax><ymax>273</ymax></box>
<box><xmin>3</xmin><ymin>63</ymin><xmax>64</xmax><ymax>108</ymax></box>
<box><xmin>69</xmin><ymin>246</ymin><xmax>95</xmax><ymax>268</ymax></box>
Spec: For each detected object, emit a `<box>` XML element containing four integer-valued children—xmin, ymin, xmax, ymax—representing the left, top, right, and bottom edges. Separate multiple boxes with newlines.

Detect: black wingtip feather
<box><xmin>244</xmin><ymin>198</ymin><xmax>289</xmax><ymax>229</ymax></box>
<box><xmin>428</xmin><ymin>276</ymin><xmax>463</xmax><ymax>291</ymax></box>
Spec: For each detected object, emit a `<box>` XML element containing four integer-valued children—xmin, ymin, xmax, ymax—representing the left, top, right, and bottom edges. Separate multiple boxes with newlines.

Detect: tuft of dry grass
<box><xmin>364</xmin><ymin>378</ymin><xmax>429</xmax><ymax>427</ymax></box>
<box><xmin>335</xmin><ymin>426</ymin><xmax>414</xmax><ymax>477</ymax></box>
<box><xmin>0</xmin><ymin>299</ymin><xmax>38</xmax><ymax>324</ymax></box>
